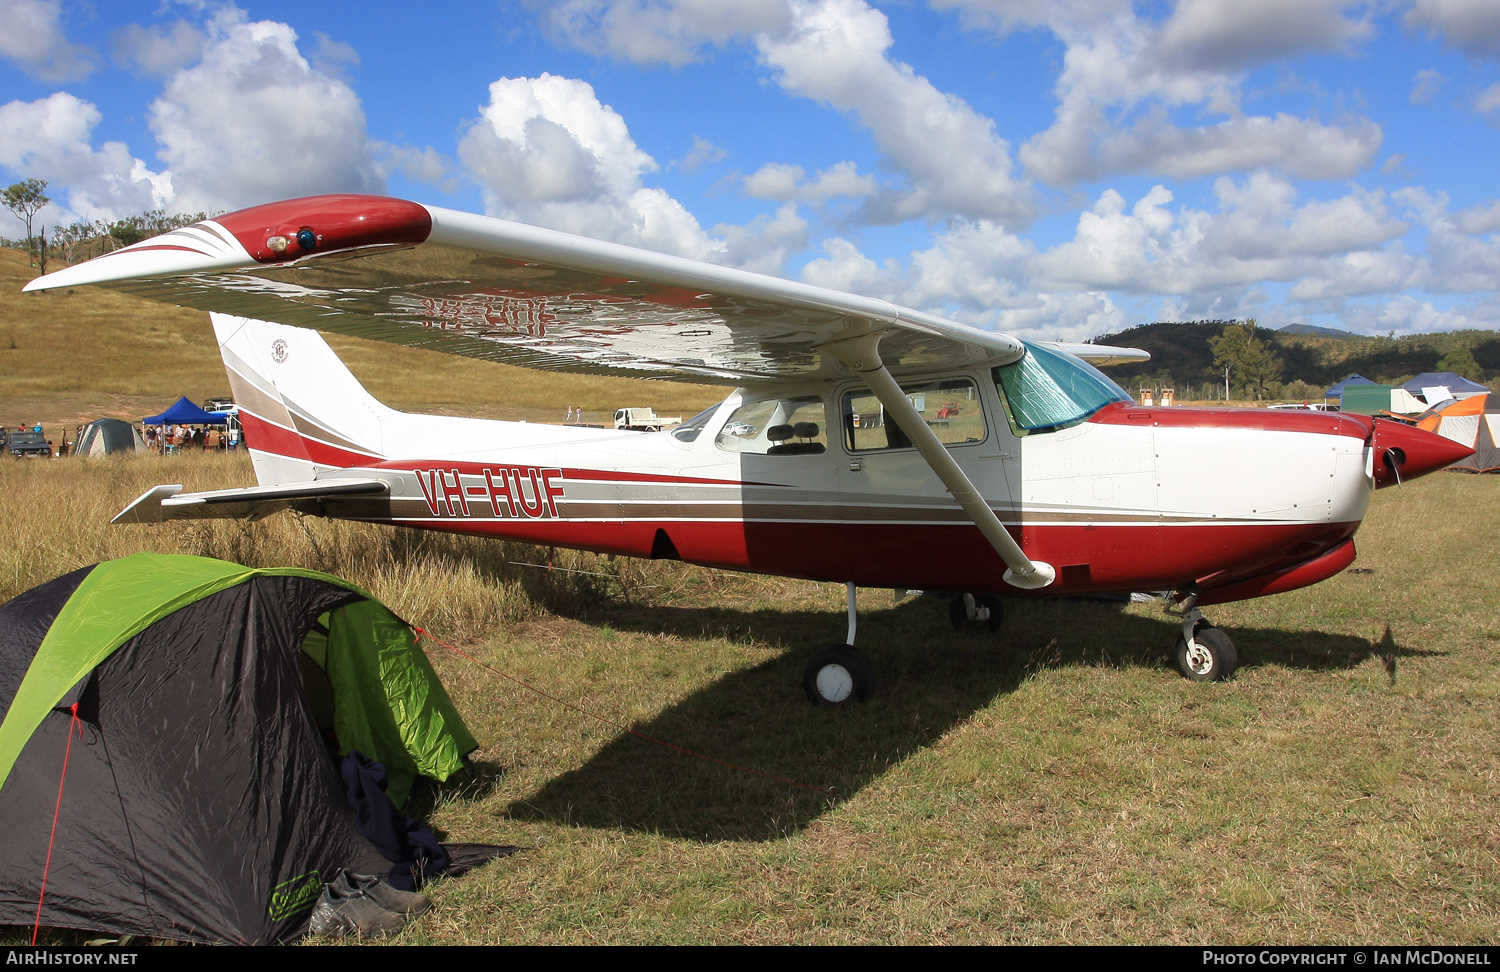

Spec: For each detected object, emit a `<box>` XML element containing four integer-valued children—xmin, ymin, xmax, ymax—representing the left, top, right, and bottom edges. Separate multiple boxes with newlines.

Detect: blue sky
<box><xmin>2</xmin><ymin>0</ymin><xmax>1499</xmax><ymax>340</ymax></box>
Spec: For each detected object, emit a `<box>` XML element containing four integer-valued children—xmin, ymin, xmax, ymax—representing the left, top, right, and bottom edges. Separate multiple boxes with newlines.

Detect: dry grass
<box><xmin>3</xmin><ymin>453</ymin><xmax>1498</xmax><ymax>944</ymax></box>
<box><xmin>0</xmin><ymin>452</ymin><xmax>633</xmax><ymax>634</ymax></box>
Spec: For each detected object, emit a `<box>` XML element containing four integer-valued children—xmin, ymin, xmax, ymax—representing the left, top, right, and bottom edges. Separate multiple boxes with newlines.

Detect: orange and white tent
<box><xmin>1416</xmin><ymin>393</ymin><xmax>1500</xmax><ymax>473</ymax></box>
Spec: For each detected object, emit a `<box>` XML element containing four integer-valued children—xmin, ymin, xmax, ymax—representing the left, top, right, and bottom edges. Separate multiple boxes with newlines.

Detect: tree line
<box><xmin>1101</xmin><ymin>318</ymin><xmax>1496</xmax><ymax>403</ymax></box>
<box><xmin>2</xmin><ymin>179</ymin><xmax>214</xmax><ymax>275</ymax></box>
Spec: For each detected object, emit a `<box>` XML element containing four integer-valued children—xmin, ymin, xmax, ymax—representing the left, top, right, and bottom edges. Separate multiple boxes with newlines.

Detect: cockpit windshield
<box><xmin>672</xmin><ymin>402</ymin><xmax>723</xmax><ymax>442</ymax></box>
<box><xmin>992</xmin><ymin>342</ymin><xmax>1132</xmax><ymax>433</ymax></box>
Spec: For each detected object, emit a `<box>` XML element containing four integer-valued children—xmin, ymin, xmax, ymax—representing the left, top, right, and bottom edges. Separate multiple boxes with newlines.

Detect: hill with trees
<box><xmin>1096</xmin><ymin>320</ymin><xmax>1500</xmax><ymax>402</ymax></box>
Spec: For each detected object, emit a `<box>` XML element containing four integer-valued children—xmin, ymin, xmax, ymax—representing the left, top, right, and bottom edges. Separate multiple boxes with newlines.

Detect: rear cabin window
<box><xmin>841</xmin><ymin>378</ymin><xmax>986</xmax><ymax>452</ymax></box>
<box><xmin>714</xmin><ymin>396</ymin><xmax>828</xmax><ymax>456</ymax></box>
<box><xmin>991</xmin><ymin>342</ymin><xmax>1132</xmax><ymax>434</ymax></box>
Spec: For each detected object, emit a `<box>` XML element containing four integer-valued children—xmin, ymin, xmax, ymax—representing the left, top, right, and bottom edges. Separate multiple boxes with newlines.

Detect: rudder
<box><xmin>213</xmin><ymin>314</ymin><xmax>390</xmax><ymax>484</ymax></box>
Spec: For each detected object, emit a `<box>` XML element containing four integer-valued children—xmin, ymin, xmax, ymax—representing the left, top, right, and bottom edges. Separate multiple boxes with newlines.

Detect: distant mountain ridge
<box><xmin>1277</xmin><ymin>323</ymin><xmax>1359</xmax><ymax>339</ymax></box>
<box><xmin>1092</xmin><ymin>320</ymin><xmax>1500</xmax><ymax>393</ymax></box>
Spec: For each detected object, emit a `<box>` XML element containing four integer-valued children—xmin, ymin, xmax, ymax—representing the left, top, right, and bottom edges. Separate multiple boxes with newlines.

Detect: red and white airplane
<box><xmin>23</xmin><ymin>194</ymin><xmax>1472</xmax><ymax>699</ymax></box>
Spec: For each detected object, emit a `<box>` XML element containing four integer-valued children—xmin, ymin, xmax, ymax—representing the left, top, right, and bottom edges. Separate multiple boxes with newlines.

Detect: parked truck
<box><xmin>613</xmin><ymin>407</ymin><xmax>681</xmax><ymax>432</ymax></box>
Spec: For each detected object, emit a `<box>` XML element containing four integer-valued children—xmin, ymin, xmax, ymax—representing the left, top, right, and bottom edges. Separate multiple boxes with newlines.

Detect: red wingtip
<box><xmin>214</xmin><ymin>194</ymin><xmax>432</xmax><ymax>263</ymax></box>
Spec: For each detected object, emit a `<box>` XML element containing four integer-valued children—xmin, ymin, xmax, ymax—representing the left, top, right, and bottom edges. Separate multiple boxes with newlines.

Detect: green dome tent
<box><xmin>72</xmin><ymin>418</ymin><xmax>146</xmax><ymax>457</ymax></box>
<box><xmin>0</xmin><ymin>553</ymin><xmax>479</xmax><ymax>944</ymax></box>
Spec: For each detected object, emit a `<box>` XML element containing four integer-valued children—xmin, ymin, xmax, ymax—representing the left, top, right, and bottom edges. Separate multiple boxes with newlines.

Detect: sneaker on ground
<box><xmin>306</xmin><ymin>883</ymin><xmax>408</xmax><ymax>939</ymax></box>
<box><xmin>336</xmin><ymin>870</ymin><xmax>431</xmax><ymax>916</ymax></box>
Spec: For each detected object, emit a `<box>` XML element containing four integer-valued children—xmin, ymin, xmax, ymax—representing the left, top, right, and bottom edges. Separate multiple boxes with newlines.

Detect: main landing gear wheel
<box><xmin>1176</xmin><ymin>624</ymin><xmax>1238</xmax><ymax>682</ymax></box>
<box><xmin>949</xmin><ymin>592</ymin><xmax>1004</xmax><ymax>633</ymax></box>
<box><xmin>804</xmin><ymin>645</ymin><xmax>876</xmax><ymax>706</ymax></box>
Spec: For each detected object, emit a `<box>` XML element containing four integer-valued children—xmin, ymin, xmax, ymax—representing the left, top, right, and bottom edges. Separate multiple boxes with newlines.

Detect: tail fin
<box><xmin>213</xmin><ymin>313</ymin><xmax>390</xmax><ymax>485</ymax></box>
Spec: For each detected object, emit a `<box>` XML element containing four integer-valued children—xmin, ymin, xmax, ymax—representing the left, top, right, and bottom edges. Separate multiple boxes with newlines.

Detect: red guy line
<box><xmin>34</xmin><ymin>703</ymin><xmax>81</xmax><ymax>945</ymax></box>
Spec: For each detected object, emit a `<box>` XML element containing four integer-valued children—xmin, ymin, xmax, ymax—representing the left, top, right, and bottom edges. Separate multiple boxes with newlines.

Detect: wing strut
<box><xmin>819</xmin><ymin>330</ymin><xmax>1055</xmax><ymax>590</ymax></box>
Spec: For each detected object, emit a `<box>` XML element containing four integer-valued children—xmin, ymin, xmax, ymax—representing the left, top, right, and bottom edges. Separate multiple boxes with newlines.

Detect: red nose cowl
<box><xmin>1372</xmin><ymin>418</ymin><xmax>1475</xmax><ymax>487</ymax></box>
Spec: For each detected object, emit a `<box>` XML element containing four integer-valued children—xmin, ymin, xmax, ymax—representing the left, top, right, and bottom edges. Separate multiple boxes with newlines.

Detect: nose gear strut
<box><xmin>1165</xmin><ymin>591</ymin><xmax>1238</xmax><ymax>681</ymax></box>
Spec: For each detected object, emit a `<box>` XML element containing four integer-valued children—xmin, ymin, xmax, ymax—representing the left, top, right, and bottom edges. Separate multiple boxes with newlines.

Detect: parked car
<box><xmin>9</xmin><ymin>430</ymin><xmax>51</xmax><ymax>458</ymax></box>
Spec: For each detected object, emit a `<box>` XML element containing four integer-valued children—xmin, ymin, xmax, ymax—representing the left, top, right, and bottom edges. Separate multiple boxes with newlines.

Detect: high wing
<box><xmin>1041</xmin><ymin>342</ymin><xmax>1151</xmax><ymax>367</ymax></box>
<box><xmin>23</xmin><ymin>194</ymin><xmax>1144</xmax><ymax>384</ymax></box>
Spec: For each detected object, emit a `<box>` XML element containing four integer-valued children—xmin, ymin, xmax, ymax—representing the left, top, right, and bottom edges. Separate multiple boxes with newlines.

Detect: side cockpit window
<box><xmin>714</xmin><ymin>396</ymin><xmax>827</xmax><ymax>456</ymax></box>
<box><xmin>842</xmin><ymin>378</ymin><xmax>986</xmax><ymax>452</ymax></box>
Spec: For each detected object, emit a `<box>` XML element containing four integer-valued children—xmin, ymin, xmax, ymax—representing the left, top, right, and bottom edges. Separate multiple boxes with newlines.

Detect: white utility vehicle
<box><xmin>613</xmin><ymin>407</ymin><xmax>681</xmax><ymax>432</ymax></box>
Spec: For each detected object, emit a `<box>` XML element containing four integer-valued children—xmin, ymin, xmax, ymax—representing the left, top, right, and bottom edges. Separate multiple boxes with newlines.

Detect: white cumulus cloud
<box><xmin>1411</xmin><ymin>68</ymin><xmax>1445</xmax><ymax>104</ymax></box>
<box><xmin>0</xmin><ymin>0</ymin><xmax>96</xmax><ymax>82</ymax></box>
<box><xmin>743</xmin><ymin>161</ymin><xmax>875</xmax><ymax>202</ymax></box>
<box><xmin>0</xmin><ymin>92</ymin><xmax>170</xmax><ymax>223</ymax></box>
<box><xmin>756</xmin><ymin>0</ymin><xmax>1035</xmax><ymax>225</ymax></box>
<box><xmin>1404</xmin><ymin>0</ymin><xmax>1500</xmax><ymax>58</ymax></box>
<box><xmin>677</xmin><ymin>135</ymin><xmax>728</xmax><ymax>173</ymax></box>
<box><xmin>459</xmin><ymin>73</ymin><xmax>738</xmax><ymax>261</ymax></box>
<box><xmin>791</xmin><ymin>172</ymin><xmax>1427</xmax><ymax>339</ymax></box>
<box><xmin>147</xmin><ymin>10</ymin><xmax>382</xmax><ymax>213</ymax></box>
<box><xmin>538</xmin><ymin>0</ymin><xmax>1036</xmax><ymax>225</ymax></box>
<box><xmin>457</xmin><ymin>72</ymin><xmax>815</xmax><ymax>271</ymax></box>
<box><xmin>1475</xmin><ymin>83</ymin><xmax>1500</xmax><ymax>116</ymax></box>
<box><xmin>936</xmin><ymin>0</ymin><xmax>1383</xmax><ymax>185</ymax></box>
<box><xmin>542</xmin><ymin>0</ymin><xmax>791</xmax><ymax>66</ymax></box>
<box><xmin>1150</xmin><ymin>0</ymin><xmax>1372</xmax><ymax>72</ymax></box>
<box><xmin>110</xmin><ymin>20</ymin><xmax>206</xmax><ymax>77</ymax></box>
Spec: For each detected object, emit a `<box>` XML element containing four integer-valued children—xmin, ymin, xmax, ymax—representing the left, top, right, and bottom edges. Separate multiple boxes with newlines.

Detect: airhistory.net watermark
<box><xmin>4</xmin><ymin>953</ymin><xmax>138</xmax><ymax>966</ymax></box>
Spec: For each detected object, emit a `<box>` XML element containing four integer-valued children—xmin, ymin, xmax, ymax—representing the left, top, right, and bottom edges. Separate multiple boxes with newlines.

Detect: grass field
<box><xmin>2</xmin><ymin>452</ymin><xmax>1497</xmax><ymax>945</ymax></box>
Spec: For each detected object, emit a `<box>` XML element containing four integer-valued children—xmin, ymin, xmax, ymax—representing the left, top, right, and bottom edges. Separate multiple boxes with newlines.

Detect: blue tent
<box><xmin>1399</xmin><ymin>372</ymin><xmax>1489</xmax><ymax>396</ymax></box>
<box><xmin>1324</xmin><ymin>374</ymin><xmax>1376</xmax><ymax>398</ymax></box>
<box><xmin>143</xmin><ymin>397</ymin><xmax>227</xmax><ymax>425</ymax></box>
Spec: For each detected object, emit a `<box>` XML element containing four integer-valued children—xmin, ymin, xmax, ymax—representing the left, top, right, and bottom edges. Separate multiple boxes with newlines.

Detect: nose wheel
<box><xmin>949</xmin><ymin>592</ymin><xmax>1004</xmax><ymax>633</ymax></box>
<box><xmin>1174</xmin><ymin>615</ymin><xmax>1238</xmax><ymax>681</ymax></box>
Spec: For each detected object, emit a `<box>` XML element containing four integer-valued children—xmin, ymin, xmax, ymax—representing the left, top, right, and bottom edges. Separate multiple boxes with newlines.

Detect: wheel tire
<box><xmin>949</xmin><ymin>593</ymin><xmax>1004</xmax><ymax>633</ymax></box>
<box><xmin>1175</xmin><ymin>625</ymin><xmax>1238</xmax><ymax>681</ymax></box>
<box><xmin>803</xmin><ymin>645</ymin><xmax>876</xmax><ymax>706</ymax></box>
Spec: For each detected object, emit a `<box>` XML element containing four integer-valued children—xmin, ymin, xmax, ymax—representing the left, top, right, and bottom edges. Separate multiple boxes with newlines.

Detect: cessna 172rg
<box><xmin>23</xmin><ymin>194</ymin><xmax>1472</xmax><ymax>701</ymax></box>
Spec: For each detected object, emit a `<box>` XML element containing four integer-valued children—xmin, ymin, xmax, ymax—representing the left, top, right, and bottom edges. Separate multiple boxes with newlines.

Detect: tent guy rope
<box><xmin>33</xmin><ymin>703</ymin><xmax>81</xmax><ymax>945</ymax></box>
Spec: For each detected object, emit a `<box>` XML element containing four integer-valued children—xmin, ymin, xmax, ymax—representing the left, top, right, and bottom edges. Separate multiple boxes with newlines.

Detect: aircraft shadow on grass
<box><xmin>495</xmin><ymin>596</ymin><xmax>1431</xmax><ymax>843</ymax></box>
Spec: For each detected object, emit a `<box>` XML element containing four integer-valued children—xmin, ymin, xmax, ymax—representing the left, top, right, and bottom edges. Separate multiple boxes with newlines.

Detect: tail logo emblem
<box><xmin>271</xmin><ymin>339</ymin><xmax>289</xmax><ymax>364</ymax></box>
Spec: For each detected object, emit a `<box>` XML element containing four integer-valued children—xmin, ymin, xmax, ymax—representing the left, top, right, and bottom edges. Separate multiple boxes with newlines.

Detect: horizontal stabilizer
<box><xmin>113</xmin><ymin>479</ymin><xmax>389</xmax><ymax>524</ymax></box>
